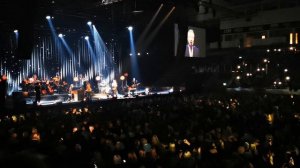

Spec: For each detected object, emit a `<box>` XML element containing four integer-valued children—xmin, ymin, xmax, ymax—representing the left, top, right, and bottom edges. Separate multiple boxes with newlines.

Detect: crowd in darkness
<box><xmin>0</xmin><ymin>92</ymin><xmax>299</xmax><ymax>168</ymax></box>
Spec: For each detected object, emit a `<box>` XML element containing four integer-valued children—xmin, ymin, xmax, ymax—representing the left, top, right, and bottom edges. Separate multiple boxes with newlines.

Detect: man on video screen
<box><xmin>185</xmin><ymin>29</ymin><xmax>199</xmax><ymax>57</ymax></box>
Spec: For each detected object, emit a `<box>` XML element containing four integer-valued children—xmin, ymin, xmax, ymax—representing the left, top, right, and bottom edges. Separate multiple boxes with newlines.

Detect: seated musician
<box><xmin>85</xmin><ymin>82</ymin><xmax>92</xmax><ymax>101</ymax></box>
<box><xmin>128</xmin><ymin>78</ymin><xmax>139</xmax><ymax>96</ymax></box>
<box><xmin>52</xmin><ymin>76</ymin><xmax>60</xmax><ymax>92</ymax></box>
<box><xmin>62</xmin><ymin>81</ymin><xmax>68</xmax><ymax>93</ymax></box>
<box><xmin>32</xmin><ymin>74</ymin><xmax>38</xmax><ymax>83</ymax></box>
<box><xmin>20</xmin><ymin>79</ymin><xmax>29</xmax><ymax>92</ymax></box>
<box><xmin>42</xmin><ymin>80</ymin><xmax>54</xmax><ymax>95</ymax></box>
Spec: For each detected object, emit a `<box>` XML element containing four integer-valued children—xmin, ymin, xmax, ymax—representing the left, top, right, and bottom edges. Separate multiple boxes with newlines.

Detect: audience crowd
<box><xmin>0</xmin><ymin>93</ymin><xmax>299</xmax><ymax>168</ymax></box>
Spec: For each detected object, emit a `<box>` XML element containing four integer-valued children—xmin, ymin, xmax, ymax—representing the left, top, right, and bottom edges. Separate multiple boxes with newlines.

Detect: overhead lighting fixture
<box><xmin>87</xmin><ymin>21</ymin><xmax>92</xmax><ymax>26</ymax></box>
<box><xmin>46</xmin><ymin>15</ymin><xmax>51</xmax><ymax>20</ymax></box>
<box><xmin>85</xmin><ymin>36</ymin><xmax>89</xmax><ymax>40</ymax></box>
<box><xmin>100</xmin><ymin>0</ymin><xmax>122</xmax><ymax>5</ymax></box>
<box><xmin>58</xmin><ymin>33</ymin><xmax>63</xmax><ymax>38</ymax></box>
<box><xmin>128</xmin><ymin>26</ymin><xmax>133</xmax><ymax>31</ymax></box>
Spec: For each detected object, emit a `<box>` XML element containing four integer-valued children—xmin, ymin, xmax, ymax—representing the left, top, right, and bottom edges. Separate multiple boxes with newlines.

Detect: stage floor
<box><xmin>24</xmin><ymin>89</ymin><xmax>176</xmax><ymax>106</ymax></box>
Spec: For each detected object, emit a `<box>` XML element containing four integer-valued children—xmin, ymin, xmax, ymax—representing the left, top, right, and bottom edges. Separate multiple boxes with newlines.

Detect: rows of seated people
<box><xmin>0</xmin><ymin>93</ymin><xmax>299</xmax><ymax>168</ymax></box>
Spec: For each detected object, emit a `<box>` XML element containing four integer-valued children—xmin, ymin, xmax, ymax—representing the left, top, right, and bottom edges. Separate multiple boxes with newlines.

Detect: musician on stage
<box><xmin>61</xmin><ymin>81</ymin><xmax>69</xmax><ymax>93</ymax></box>
<box><xmin>85</xmin><ymin>81</ymin><xmax>92</xmax><ymax>101</ymax></box>
<box><xmin>68</xmin><ymin>84</ymin><xmax>74</xmax><ymax>101</ymax></box>
<box><xmin>111</xmin><ymin>79</ymin><xmax>118</xmax><ymax>98</ymax></box>
<box><xmin>0</xmin><ymin>74</ymin><xmax>8</xmax><ymax>109</ymax></box>
<box><xmin>128</xmin><ymin>78</ymin><xmax>139</xmax><ymax>96</ymax></box>
<box><xmin>20</xmin><ymin>79</ymin><xmax>29</xmax><ymax>92</ymax></box>
<box><xmin>34</xmin><ymin>82</ymin><xmax>41</xmax><ymax>105</ymax></box>
<box><xmin>33</xmin><ymin>74</ymin><xmax>38</xmax><ymax>83</ymax></box>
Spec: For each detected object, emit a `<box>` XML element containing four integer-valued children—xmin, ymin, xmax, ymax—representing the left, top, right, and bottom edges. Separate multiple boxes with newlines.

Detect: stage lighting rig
<box><xmin>100</xmin><ymin>0</ymin><xmax>122</xmax><ymax>5</ymax></box>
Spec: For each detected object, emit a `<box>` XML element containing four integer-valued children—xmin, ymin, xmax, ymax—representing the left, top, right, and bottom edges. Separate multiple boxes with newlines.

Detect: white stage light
<box><xmin>95</xmin><ymin>76</ymin><xmax>101</xmax><ymax>81</ymax></box>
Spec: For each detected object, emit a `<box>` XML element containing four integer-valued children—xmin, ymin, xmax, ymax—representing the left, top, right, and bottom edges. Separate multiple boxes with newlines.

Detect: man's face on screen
<box><xmin>187</xmin><ymin>30</ymin><xmax>195</xmax><ymax>46</ymax></box>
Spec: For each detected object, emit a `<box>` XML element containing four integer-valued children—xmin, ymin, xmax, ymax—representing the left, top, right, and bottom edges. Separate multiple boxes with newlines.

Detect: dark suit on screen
<box><xmin>185</xmin><ymin>45</ymin><xmax>199</xmax><ymax>57</ymax></box>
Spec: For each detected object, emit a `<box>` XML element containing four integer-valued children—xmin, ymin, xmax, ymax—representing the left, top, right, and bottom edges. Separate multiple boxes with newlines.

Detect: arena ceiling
<box><xmin>1</xmin><ymin>0</ymin><xmax>299</xmax><ymax>29</ymax></box>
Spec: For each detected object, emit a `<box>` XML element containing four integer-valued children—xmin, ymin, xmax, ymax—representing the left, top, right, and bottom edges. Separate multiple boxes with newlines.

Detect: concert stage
<box><xmin>12</xmin><ymin>86</ymin><xmax>178</xmax><ymax>107</ymax></box>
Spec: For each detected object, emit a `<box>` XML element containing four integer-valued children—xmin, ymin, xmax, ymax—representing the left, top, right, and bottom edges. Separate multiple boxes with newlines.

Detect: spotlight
<box><xmin>85</xmin><ymin>36</ymin><xmax>89</xmax><ymax>40</ymax></box>
<box><xmin>58</xmin><ymin>33</ymin><xmax>63</xmax><ymax>38</ymax></box>
<box><xmin>137</xmin><ymin>52</ymin><xmax>141</xmax><ymax>56</ymax></box>
<box><xmin>129</xmin><ymin>53</ymin><xmax>133</xmax><ymax>56</ymax></box>
<box><xmin>145</xmin><ymin>88</ymin><xmax>149</xmax><ymax>95</ymax></box>
<box><xmin>46</xmin><ymin>15</ymin><xmax>51</xmax><ymax>20</ymax></box>
<box><xmin>13</xmin><ymin>29</ymin><xmax>18</xmax><ymax>33</ymax></box>
<box><xmin>95</xmin><ymin>76</ymin><xmax>101</xmax><ymax>81</ymax></box>
<box><xmin>87</xmin><ymin>21</ymin><xmax>92</xmax><ymax>26</ymax></box>
<box><xmin>128</xmin><ymin>26</ymin><xmax>133</xmax><ymax>31</ymax></box>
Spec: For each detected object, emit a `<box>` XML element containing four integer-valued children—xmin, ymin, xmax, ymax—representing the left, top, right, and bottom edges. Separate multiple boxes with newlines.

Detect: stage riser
<box><xmin>13</xmin><ymin>92</ymin><xmax>70</xmax><ymax>103</ymax></box>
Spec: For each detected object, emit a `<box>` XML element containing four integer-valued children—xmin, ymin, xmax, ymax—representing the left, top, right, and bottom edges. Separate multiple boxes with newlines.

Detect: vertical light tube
<box><xmin>290</xmin><ymin>33</ymin><xmax>294</xmax><ymax>45</ymax></box>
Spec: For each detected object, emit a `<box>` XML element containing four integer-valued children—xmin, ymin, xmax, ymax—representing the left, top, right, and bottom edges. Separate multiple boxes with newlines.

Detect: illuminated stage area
<box><xmin>1</xmin><ymin>19</ymin><xmax>118</xmax><ymax>96</ymax></box>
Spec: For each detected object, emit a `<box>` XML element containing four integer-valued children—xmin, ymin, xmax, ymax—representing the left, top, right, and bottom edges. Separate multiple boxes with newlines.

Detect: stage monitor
<box><xmin>174</xmin><ymin>24</ymin><xmax>206</xmax><ymax>58</ymax></box>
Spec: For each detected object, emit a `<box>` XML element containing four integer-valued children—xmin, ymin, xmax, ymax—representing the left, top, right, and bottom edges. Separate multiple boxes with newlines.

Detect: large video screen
<box><xmin>174</xmin><ymin>24</ymin><xmax>206</xmax><ymax>58</ymax></box>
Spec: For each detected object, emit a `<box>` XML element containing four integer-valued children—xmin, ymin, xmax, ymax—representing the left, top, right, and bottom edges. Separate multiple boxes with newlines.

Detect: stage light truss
<box><xmin>100</xmin><ymin>0</ymin><xmax>122</xmax><ymax>5</ymax></box>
